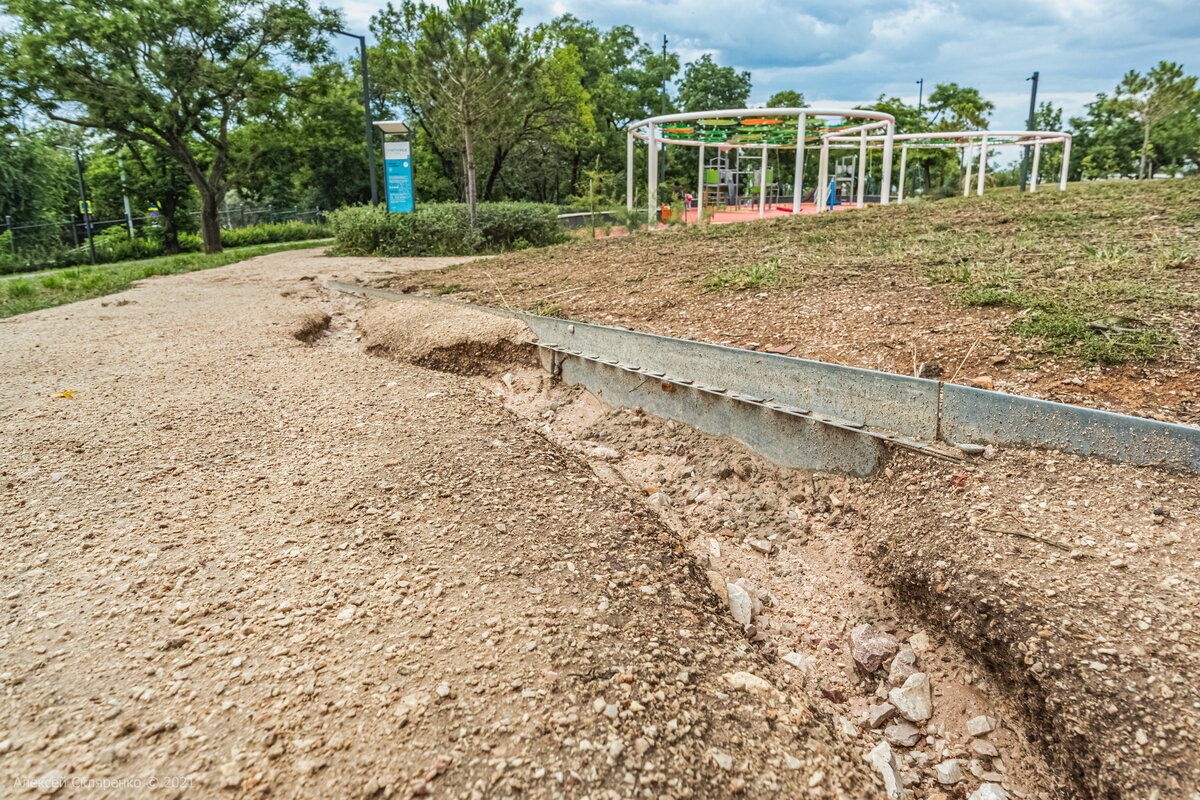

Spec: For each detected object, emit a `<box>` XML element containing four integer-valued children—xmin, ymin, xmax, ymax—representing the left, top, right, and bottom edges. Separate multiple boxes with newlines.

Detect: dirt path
<box><xmin>0</xmin><ymin>249</ymin><xmax>881</xmax><ymax>799</ymax></box>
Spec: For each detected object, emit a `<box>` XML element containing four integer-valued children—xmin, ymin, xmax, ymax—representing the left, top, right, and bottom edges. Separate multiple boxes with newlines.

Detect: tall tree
<box><xmin>231</xmin><ymin>63</ymin><xmax>373</xmax><ymax>210</ymax></box>
<box><xmin>2</xmin><ymin>0</ymin><xmax>340</xmax><ymax>253</ymax></box>
<box><xmin>926</xmin><ymin>83</ymin><xmax>994</xmax><ymax>130</ymax></box>
<box><xmin>767</xmin><ymin>90</ymin><xmax>805</xmax><ymax>108</ymax></box>
<box><xmin>372</xmin><ymin>0</ymin><xmax>536</xmax><ymax>226</ymax></box>
<box><xmin>676</xmin><ymin>54</ymin><xmax>751</xmax><ymax>112</ymax></box>
<box><xmin>1114</xmin><ymin>61</ymin><xmax>1197</xmax><ymax>178</ymax></box>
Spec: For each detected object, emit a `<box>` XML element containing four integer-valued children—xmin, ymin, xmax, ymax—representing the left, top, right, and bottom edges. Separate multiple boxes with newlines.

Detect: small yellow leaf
<box><xmin>52</xmin><ymin>390</ymin><xmax>78</xmax><ymax>399</ymax></box>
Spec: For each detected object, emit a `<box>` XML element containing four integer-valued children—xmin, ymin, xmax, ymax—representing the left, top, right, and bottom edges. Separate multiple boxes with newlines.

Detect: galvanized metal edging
<box><xmin>327</xmin><ymin>281</ymin><xmax>1200</xmax><ymax>475</ymax></box>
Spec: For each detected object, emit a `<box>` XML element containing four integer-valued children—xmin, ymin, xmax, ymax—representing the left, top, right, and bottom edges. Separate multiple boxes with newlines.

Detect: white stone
<box><xmin>726</xmin><ymin>582</ymin><xmax>752</xmax><ymax>626</ymax></box>
<box><xmin>969</xmin><ymin>784</ymin><xmax>1009</xmax><ymax>800</ymax></box>
<box><xmin>888</xmin><ymin>672</ymin><xmax>933</xmax><ymax>722</ymax></box>
<box><xmin>866</xmin><ymin>741</ymin><xmax>906</xmax><ymax>798</ymax></box>
<box><xmin>647</xmin><ymin>492</ymin><xmax>671</xmax><ymax>509</ymax></box>
<box><xmin>722</xmin><ymin>671</ymin><xmax>775</xmax><ymax>695</ymax></box>
<box><xmin>711</xmin><ymin>751</ymin><xmax>733</xmax><ymax>770</ymax></box>
<box><xmin>781</xmin><ymin>652</ymin><xmax>814</xmax><ymax>672</ymax></box>
<box><xmin>907</xmin><ymin>631</ymin><xmax>933</xmax><ymax>653</ymax></box>
<box><xmin>967</xmin><ymin>715</ymin><xmax>997</xmax><ymax>737</ymax></box>
<box><xmin>885</xmin><ymin>721</ymin><xmax>921</xmax><ymax>747</ymax></box>
<box><xmin>935</xmin><ymin>759</ymin><xmax>964</xmax><ymax>785</ymax></box>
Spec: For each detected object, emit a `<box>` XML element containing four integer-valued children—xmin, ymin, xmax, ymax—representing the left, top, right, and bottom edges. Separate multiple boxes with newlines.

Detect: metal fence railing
<box><xmin>1</xmin><ymin>206</ymin><xmax>326</xmax><ymax>273</ymax></box>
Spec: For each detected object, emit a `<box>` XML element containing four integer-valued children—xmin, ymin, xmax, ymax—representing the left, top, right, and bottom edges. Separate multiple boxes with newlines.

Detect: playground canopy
<box><xmin>625</xmin><ymin>108</ymin><xmax>1073</xmax><ymax>223</ymax></box>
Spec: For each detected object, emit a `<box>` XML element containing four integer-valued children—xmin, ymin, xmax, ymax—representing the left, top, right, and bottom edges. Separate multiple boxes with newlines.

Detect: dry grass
<box><xmin>393</xmin><ymin>178</ymin><xmax>1199</xmax><ymax>367</ymax></box>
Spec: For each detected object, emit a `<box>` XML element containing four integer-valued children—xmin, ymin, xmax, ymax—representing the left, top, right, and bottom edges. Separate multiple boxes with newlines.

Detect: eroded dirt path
<box><xmin>0</xmin><ymin>250</ymin><xmax>880</xmax><ymax>798</ymax></box>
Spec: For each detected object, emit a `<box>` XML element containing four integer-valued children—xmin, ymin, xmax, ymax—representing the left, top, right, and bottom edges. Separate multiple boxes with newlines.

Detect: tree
<box><xmin>231</xmin><ymin>63</ymin><xmax>373</xmax><ymax>210</ymax></box>
<box><xmin>676</xmin><ymin>54</ymin><xmax>751</xmax><ymax>112</ymax></box>
<box><xmin>0</xmin><ymin>128</ymin><xmax>74</xmax><ymax>254</ymax></box>
<box><xmin>89</xmin><ymin>139</ymin><xmax>196</xmax><ymax>253</ymax></box>
<box><xmin>767</xmin><ymin>90</ymin><xmax>805</xmax><ymax>108</ymax></box>
<box><xmin>372</xmin><ymin>0</ymin><xmax>536</xmax><ymax>226</ymax></box>
<box><xmin>1114</xmin><ymin>61</ymin><xmax>1197</xmax><ymax>178</ymax></box>
<box><xmin>2</xmin><ymin>0</ymin><xmax>340</xmax><ymax>253</ymax></box>
<box><xmin>926</xmin><ymin>83</ymin><xmax>994</xmax><ymax>130</ymax></box>
<box><xmin>1069</xmin><ymin>94</ymin><xmax>1141</xmax><ymax>179</ymax></box>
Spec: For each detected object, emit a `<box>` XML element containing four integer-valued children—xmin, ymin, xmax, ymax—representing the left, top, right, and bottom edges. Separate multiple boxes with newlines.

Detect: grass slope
<box><xmin>397</xmin><ymin>178</ymin><xmax>1199</xmax><ymax>367</ymax></box>
<box><xmin>1</xmin><ymin>241</ymin><xmax>328</xmax><ymax>318</ymax></box>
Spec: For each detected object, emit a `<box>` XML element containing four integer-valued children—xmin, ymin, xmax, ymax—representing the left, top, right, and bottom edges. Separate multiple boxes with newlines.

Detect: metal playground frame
<box><xmin>625</xmin><ymin>108</ymin><xmax>1072</xmax><ymax>224</ymax></box>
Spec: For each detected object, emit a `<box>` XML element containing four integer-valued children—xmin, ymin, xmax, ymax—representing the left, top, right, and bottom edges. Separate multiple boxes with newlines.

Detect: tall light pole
<box><xmin>56</xmin><ymin>145</ymin><xmax>96</xmax><ymax>265</ymax></box>
<box><xmin>916</xmin><ymin>78</ymin><xmax>924</xmax><ymax>112</ymax></box>
<box><xmin>335</xmin><ymin>30</ymin><xmax>379</xmax><ymax>206</ymax></box>
<box><xmin>1020</xmin><ymin>71</ymin><xmax>1039</xmax><ymax>192</ymax></box>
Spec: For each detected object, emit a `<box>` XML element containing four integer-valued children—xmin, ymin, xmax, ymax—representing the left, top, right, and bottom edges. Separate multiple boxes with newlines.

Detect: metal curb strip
<box><xmin>327</xmin><ymin>281</ymin><xmax>1200</xmax><ymax>476</ymax></box>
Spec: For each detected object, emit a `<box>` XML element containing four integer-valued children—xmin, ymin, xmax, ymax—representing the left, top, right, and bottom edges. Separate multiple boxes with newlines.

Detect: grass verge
<box><xmin>0</xmin><ymin>241</ymin><xmax>327</xmax><ymax>319</ymax></box>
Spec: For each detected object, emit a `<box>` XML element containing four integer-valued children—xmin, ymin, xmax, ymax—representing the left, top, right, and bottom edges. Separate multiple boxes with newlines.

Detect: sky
<box><xmin>332</xmin><ymin>0</ymin><xmax>1200</xmax><ymax>131</ymax></box>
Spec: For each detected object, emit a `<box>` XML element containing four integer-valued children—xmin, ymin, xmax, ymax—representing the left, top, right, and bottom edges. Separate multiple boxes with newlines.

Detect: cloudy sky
<box><xmin>334</xmin><ymin>0</ymin><xmax>1200</xmax><ymax>130</ymax></box>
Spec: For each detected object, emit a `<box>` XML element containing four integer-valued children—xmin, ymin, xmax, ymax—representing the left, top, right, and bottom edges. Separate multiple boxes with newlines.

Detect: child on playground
<box><xmin>684</xmin><ymin>192</ymin><xmax>694</xmax><ymax>218</ymax></box>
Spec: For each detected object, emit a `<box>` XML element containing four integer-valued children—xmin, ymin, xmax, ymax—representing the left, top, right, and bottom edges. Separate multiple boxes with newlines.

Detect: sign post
<box><xmin>383</xmin><ymin>140</ymin><xmax>414</xmax><ymax>213</ymax></box>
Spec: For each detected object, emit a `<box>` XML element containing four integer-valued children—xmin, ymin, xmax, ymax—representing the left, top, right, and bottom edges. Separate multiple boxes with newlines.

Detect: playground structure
<box><xmin>625</xmin><ymin>108</ymin><xmax>1073</xmax><ymax>224</ymax></box>
<box><xmin>822</xmin><ymin>129</ymin><xmax>1073</xmax><ymax>205</ymax></box>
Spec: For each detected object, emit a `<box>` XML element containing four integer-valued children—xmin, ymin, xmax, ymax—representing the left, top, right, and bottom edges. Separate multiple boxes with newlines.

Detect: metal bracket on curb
<box><xmin>326</xmin><ymin>280</ymin><xmax>1200</xmax><ymax>476</ymax></box>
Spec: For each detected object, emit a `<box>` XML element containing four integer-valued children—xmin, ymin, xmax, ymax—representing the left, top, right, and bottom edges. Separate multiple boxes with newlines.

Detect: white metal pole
<box><xmin>697</xmin><ymin>143</ymin><xmax>705</xmax><ymax>223</ymax></box>
<box><xmin>1030</xmin><ymin>142</ymin><xmax>1042</xmax><ymax>193</ymax></box>
<box><xmin>963</xmin><ymin>144</ymin><xmax>973</xmax><ymax>197</ymax></box>
<box><xmin>976</xmin><ymin>137</ymin><xmax>987</xmax><ymax>196</ymax></box>
<box><xmin>897</xmin><ymin>146</ymin><xmax>908</xmax><ymax>203</ymax></box>
<box><xmin>856</xmin><ymin>129</ymin><xmax>867</xmax><ymax>208</ymax></box>
<box><xmin>647</xmin><ymin>124</ymin><xmax>658</xmax><ymax>227</ymax></box>
<box><xmin>626</xmin><ymin>130</ymin><xmax>634</xmax><ymax>211</ymax></box>
<box><xmin>1059</xmin><ymin>138</ymin><xmax>1071</xmax><ymax>191</ymax></box>
<box><xmin>879</xmin><ymin>121</ymin><xmax>894</xmax><ymax>205</ymax></box>
<box><xmin>792</xmin><ymin>112</ymin><xmax>806</xmax><ymax>214</ymax></box>
<box><xmin>817</xmin><ymin>140</ymin><xmax>830</xmax><ymax>212</ymax></box>
<box><xmin>759</xmin><ymin>146</ymin><xmax>768</xmax><ymax>219</ymax></box>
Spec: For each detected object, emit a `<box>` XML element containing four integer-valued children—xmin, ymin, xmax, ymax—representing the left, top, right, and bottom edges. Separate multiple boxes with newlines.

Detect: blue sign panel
<box><xmin>383</xmin><ymin>141</ymin><xmax>414</xmax><ymax>213</ymax></box>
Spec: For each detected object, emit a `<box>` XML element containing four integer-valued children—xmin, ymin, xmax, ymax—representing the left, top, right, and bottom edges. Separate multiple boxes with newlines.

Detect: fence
<box><xmin>2</xmin><ymin>206</ymin><xmax>326</xmax><ymax>274</ymax></box>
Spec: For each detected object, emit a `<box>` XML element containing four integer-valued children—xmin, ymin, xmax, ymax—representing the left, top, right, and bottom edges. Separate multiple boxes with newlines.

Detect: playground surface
<box><xmin>390</xmin><ymin>179</ymin><xmax>1200</xmax><ymax>425</ymax></box>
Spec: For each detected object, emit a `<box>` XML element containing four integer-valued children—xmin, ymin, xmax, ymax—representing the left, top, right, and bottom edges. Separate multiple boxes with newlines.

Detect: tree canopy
<box><xmin>676</xmin><ymin>54</ymin><xmax>752</xmax><ymax>112</ymax></box>
<box><xmin>1</xmin><ymin>0</ymin><xmax>341</xmax><ymax>252</ymax></box>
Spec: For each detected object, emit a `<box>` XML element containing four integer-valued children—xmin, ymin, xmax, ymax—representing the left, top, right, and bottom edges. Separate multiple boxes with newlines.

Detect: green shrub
<box><xmin>221</xmin><ymin>220</ymin><xmax>329</xmax><ymax>248</ymax></box>
<box><xmin>328</xmin><ymin>203</ymin><xmax>563</xmax><ymax>257</ymax></box>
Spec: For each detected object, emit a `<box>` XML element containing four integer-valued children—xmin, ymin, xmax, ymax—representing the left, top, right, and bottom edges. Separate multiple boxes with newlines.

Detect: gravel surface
<box><xmin>354</xmin><ymin>294</ymin><xmax>1200</xmax><ymax>799</ymax></box>
<box><xmin>0</xmin><ymin>249</ymin><xmax>882</xmax><ymax>799</ymax></box>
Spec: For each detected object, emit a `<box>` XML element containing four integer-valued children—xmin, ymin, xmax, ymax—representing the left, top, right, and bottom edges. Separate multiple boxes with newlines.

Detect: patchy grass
<box><xmin>1</xmin><ymin>242</ymin><xmax>327</xmax><ymax>318</ymax></box>
<box><xmin>390</xmin><ymin>177</ymin><xmax>1200</xmax><ymax>367</ymax></box>
<box><xmin>703</xmin><ymin>258</ymin><xmax>783</xmax><ymax>292</ymax></box>
<box><xmin>435</xmin><ymin>284</ymin><xmax>466</xmax><ymax>295</ymax></box>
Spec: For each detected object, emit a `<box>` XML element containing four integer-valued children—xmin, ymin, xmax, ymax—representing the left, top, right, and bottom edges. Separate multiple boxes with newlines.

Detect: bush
<box><xmin>221</xmin><ymin>220</ymin><xmax>329</xmax><ymax>248</ymax></box>
<box><xmin>328</xmin><ymin>202</ymin><xmax>564</xmax><ymax>257</ymax></box>
<box><xmin>0</xmin><ymin>219</ymin><xmax>329</xmax><ymax>275</ymax></box>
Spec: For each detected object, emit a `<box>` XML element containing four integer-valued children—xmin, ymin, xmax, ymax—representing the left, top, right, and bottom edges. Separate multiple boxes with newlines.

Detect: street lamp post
<box><xmin>1020</xmin><ymin>71</ymin><xmax>1039</xmax><ymax>192</ymax></box>
<box><xmin>335</xmin><ymin>29</ymin><xmax>379</xmax><ymax>206</ymax></box>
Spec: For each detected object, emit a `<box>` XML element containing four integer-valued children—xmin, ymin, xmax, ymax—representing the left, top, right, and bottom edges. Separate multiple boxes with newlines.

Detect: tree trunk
<box><xmin>199</xmin><ymin>190</ymin><xmax>223</xmax><ymax>254</ymax></box>
<box><xmin>160</xmin><ymin>199</ymin><xmax>181</xmax><ymax>255</ymax></box>
<box><xmin>1139</xmin><ymin>120</ymin><xmax>1151</xmax><ymax>179</ymax></box>
<box><xmin>483</xmin><ymin>145</ymin><xmax>507</xmax><ymax>202</ymax></box>
<box><xmin>463</xmin><ymin>122</ymin><xmax>478</xmax><ymax>228</ymax></box>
